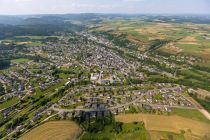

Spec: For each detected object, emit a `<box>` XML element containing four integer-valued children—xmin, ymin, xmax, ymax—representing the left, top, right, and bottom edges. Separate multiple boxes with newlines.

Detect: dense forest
<box><xmin>0</xmin><ymin>23</ymin><xmax>83</xmax><ymax>39</ymax></box>
<box><xmin>0</xmin><ymin>16</ymin><xmax>85</xmax><ymax>39</ymax></box>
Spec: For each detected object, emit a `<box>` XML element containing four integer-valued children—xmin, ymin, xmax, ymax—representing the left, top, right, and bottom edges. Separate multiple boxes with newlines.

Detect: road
<box><xmin>51</xmin><ymin>84</ymin><xmax>210</xmax><ymax>120</ymax></box>
<box><xmin>52</xmin><ymin>92</ymin><xmax>196</xmax><ymax>114</ymax></box>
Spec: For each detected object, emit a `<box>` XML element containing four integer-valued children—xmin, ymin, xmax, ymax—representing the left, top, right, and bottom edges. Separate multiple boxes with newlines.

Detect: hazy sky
<box><xmin>0</xmin><ymin>0</ymin><xmax>209</xmax><ymax>15</ymax></box>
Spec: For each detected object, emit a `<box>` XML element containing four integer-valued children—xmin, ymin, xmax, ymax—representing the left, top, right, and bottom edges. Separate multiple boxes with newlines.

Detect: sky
<box><xmin>0</xmin><ymin>0</ymin><xmax>209</xmax><ymax>15</ymax></box>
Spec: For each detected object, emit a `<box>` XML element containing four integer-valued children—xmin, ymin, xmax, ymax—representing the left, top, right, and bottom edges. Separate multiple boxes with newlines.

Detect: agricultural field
<box><xmin>60</xmin><ymin>107</ymin><xmax>210</xmax><ymax>140</ymax></box>
<box><xmin>170</xmin><ymin>108</ymin><xmax>210</xmax><ymax>124</ymax></box>
<box><xmin>116</xmin><ymin>114</ymin><xmax>210</xmax><ymax>140</ymax></box>
<box><xmin>19</xmin><ymin>121</ymin><xmax>81</xmax><ymax>140</ymax></box>
<box><xmin>94</xmin><ymin>20</ymin><xmax>210</xmax><ymax>63</ymax></box>
<box><xmin>149</xmin><ymin>130</ymin><xmax>186</xmax><ymax>140</ymax></box>
<box><xmin>0</xmin><ymin>14</ymin><xmax>210</xmax><ymax>140</ymax></box>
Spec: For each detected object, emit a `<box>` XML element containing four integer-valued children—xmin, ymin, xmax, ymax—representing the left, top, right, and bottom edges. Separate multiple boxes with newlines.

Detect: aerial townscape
<box><xmin>0</xmin><ymin>0</ymin><xmax>210</xmax><ymax>140</ymax></box>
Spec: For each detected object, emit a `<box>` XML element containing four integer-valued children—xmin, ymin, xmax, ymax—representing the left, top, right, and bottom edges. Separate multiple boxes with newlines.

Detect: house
<box><xmin>110</xmin><ymin>109</ymin><xmax>118</xmax><ymax>115</ymax></box>
<box><xmin>90</xmin><ymin>73</ymin><xmax>99</xmax><ymax>81</ymax></box>
<box><xmin>142</xmin><ymin>104</ymin><xmax>152</xmax><ymax>110</ymax></box>
<box><xmin>165</xmin><ymin>106</ymin><xmax>172</xmax><ymax>112</ymax></box>
<box><xmin>31</xmin><ymin>115</ymin><xmax>41</xmax><ymax>123</ymax></box>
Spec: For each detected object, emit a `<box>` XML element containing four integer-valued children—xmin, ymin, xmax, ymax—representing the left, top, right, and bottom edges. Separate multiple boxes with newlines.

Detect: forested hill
<box><xmin>0</xmin><ymin>14</ymin><xmax>210</xmax><ymax>39</ymax></box>
<box><xmin>0</xmin><ymin>16</ymin><xmax>85</xmax><ymax>39</ymax></box>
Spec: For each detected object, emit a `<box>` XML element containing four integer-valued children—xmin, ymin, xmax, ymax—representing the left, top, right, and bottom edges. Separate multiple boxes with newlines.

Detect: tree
<box><xmin>0</xmin><ymin>83</ymin><xmax>5</xmax><ymax>95</ymax></box>
<box><xmin>0</xmin><ymin>59</ymin><xmax>10</xmax><ymax>70</ymax></box>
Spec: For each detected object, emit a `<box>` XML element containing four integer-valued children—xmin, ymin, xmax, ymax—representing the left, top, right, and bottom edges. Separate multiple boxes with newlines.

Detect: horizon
<box><xmin>1</xmin><ymin>13</ymin><xmax>210</xmax><ymax>16</ymax></box>
<box><xmin>0</xmin><ymin>0</ymin><xmax>209</xmax><ymax>15</ymax></box>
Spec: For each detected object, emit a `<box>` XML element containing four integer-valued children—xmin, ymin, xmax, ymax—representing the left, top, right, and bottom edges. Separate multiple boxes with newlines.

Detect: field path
<box><xmin>199</xmin><ymin>109</ymin><xmax>210</xmax><ymax>120</ymax></box>
<box><xmin>186</xmin><ymin>96</ymin><xmax>210</xmax><ymax>120</ymax></box>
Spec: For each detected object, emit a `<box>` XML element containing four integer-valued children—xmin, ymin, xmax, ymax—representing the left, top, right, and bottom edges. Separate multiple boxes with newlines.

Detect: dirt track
<box><xmin>199</xmin><ymin>109</ymin><xmax>210</xmax><ymax>120</ymax></box>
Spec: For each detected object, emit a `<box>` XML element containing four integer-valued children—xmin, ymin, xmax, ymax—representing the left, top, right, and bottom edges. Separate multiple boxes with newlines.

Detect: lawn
<box><xmin>19</xmin><ymin>121</ymin><xmax>81</xmax><ymax>140</ymax></box>
<box><xmin>44</xmin><ymin>80</ymin><xmax>67</xmax><ymax>96</ymax></box>
<box><xmin>0</xmin><ymin>97</ymin><xmax>19</xmax><ymax>110</ymax></box>
<box><xmin>59</xmin><ymin>73</ymin><xmax>70</xmax><ymax>79</ymax></box>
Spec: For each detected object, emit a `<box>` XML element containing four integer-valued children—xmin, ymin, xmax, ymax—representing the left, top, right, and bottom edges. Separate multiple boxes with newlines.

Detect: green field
<box><xmin>170</xmin><ymin>108</ymin><xmax>210</xmax><ymax>124</ymax></box>
<box><xmin>81</xmin><ymin>122</ymin><xmax>150</xmax><ymax>140</ymax></box>
<box><xmin>116</xmin><ymin>113</ymin><xmax>210</xmax><ymax>140</ymax></box>
<box><xmin>11</xmin><ymin>58</ymin><xmax>30</xmax><ymax>63</ymax></box>
<box><xmin>149</xmin><ymin>130</ymin><xmax>185</xmax><ymax>140</ymax></box>
<box><xmin>0</xmin><ymin>97</ymin><xmax>19</xmax><ymax>110</ymax></box>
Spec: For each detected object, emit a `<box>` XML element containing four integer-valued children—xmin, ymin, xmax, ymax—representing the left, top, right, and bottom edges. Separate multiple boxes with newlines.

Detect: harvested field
<box><xmin>178</xmin><ymin>36</ymin><xmax>198</xmax><ymax>45</ymax></box>
<box><xmin>19</xmin><ymin>121</ymin><xmax>81</xmax><ymax>140</ymax></box>
<box><xmin>180</xmin><ymin>36</ymin><xmax>197</xmax><ymax>42</ymax></box>
<box><xmin>159</xmin><ymin>43</ymin><xmax>183</xmax><ymax>54</ymax></box>
<box><xmin>116</xmin><ymin>114</ymin><xmax>210</xmax><ymax>139</ymax></box>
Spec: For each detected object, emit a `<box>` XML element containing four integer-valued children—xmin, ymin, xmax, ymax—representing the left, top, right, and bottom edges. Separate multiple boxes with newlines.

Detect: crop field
<box><xmin>116</xmin><ymin>114</ymin><xmax>210</xmax><ymax>140</ymax></box>
<box><xmin>94</xmin><ymin>20</ymin><xmax>210</xmax><ymax>61</ymax></box>
<box><xmin>19</xmin><ymin>121</ymin><xmax>82</xmax><ymax>140</ymax></box>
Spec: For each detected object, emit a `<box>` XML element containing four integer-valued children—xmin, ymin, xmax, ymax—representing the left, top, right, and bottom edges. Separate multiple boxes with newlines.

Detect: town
<box><xmin>1</xmin><ymin>29</ymin><xmax>209</xmax><ymax>140</ymax></box>
<box><xmin>0</xmin><ymin>12</ymin><xmax>210</xmax><ymax>140</ymax></box>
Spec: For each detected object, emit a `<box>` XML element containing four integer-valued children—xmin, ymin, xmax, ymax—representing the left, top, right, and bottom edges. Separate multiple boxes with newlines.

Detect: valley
<box><xmin>0</xmin><ymin>14</ymin><xmax>210</xmax><ymax>140</ymax></box>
